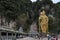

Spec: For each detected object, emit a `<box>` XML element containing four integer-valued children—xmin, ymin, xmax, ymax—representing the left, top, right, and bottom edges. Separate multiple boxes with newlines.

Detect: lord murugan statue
<box><xmin>39</xmin><ymin>10</ymin><xmax>48</xmax><ymax>34</ymax></box>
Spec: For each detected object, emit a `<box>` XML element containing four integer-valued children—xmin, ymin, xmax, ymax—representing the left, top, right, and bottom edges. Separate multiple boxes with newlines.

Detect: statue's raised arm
<box><xmin>39</xmin><ymin>12</ymin><xmax>42</xmax><ymax>27</ymax></box>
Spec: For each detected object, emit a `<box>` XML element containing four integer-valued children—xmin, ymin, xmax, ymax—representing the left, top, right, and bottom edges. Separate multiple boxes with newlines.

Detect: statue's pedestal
<box><xmin>40</xmin><ymin>33</ymin><xmax>48</xmax><ymax>38</ymax></box>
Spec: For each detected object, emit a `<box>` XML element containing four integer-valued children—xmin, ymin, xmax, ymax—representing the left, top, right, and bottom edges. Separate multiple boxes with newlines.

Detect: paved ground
<box><xmin>17</xmin><ymin>37</ymin><xmax>47</xmax><ymax>40</ymax></box>
<box><xmin>17</xmin><ymin>37</ymin><xmax>60</xmax><ymax>40</ymax></box>
<box><xmin>58</xmin><ymin>38</ymin><xmax>60</xmax><ymax>40</ymax></box>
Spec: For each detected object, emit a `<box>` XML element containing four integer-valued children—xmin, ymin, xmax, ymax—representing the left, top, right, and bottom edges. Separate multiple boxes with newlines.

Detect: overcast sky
<box><xmin>31</xmin><ymin>0</ymin><xmax>60</xmax><ymax>3</ymax></box>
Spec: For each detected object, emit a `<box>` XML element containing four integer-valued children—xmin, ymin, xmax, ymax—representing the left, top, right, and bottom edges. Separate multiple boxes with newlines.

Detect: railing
<box><xmin>0</xmin><ymin>26</ymin><xmax>17</xmax><ymax>40</ymax></box>
<box><xmin>0</xmin><ymin>26</ymin><xmax>40</xmax><ymax>40</ymax></box>
<box><xmin>0</xmin><ymin>26</ymin><xmax>26</xmax><ymax>40</ymax></box>
<box><xmin>0</xmin><ymin>36</ymin><xmax>16</xmax><ymax>40</ymax></box>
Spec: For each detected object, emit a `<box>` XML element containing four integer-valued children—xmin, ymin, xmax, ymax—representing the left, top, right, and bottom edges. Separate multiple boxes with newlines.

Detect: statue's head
<box><xmin>42</xmin><ymin>10</ymin><xmax>45</xmax><ymax>15</ymax></box>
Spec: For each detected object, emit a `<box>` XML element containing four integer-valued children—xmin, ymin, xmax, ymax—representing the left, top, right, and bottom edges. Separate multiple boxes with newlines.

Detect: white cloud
<box><xmin>52</xmin><ymin>0</ymin><xmax>60</xmax><ymax>3</ymax></box>
<box><xmin>31</xmin><ymin>0</ymin><xmax>37</xmax><ymax>2</ymax></box>
<box><xmin>31</xmin><ymin>0</ymin><xmax>60</xmax><ymax>3</ymax></box>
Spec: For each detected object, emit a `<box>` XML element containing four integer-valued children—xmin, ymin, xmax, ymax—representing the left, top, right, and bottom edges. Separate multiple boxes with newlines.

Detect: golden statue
<box><xmin>39</xmin><ymin>10</ymin><xmax>48</xmax><ymax>33</ymax></box>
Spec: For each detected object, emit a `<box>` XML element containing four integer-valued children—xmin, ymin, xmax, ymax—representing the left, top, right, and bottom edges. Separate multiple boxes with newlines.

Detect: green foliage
<box><xmin>18</xmin><ymin>13</ymin><xmax>27</xmax><ymax>26</ymax></box>
<box><xmin>0</xmin><ymin>0</ymin><xmax>60</xmax><ymax>33</ymax></box>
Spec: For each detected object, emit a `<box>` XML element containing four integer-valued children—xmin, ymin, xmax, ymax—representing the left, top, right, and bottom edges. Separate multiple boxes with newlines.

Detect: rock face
<box><xmin>9</xmin><ymin>20</ymin><xmax>16</xmax><ymax>30</ymax></box>
<box><xmin>0</xmin><ymin>16</ymin><xmax>1</xmax><ymax>26</ymax></box>
<box><xmin>19</xmin><ymin>27</ymin><xmax>23</xmax><ymax>33</ymax></box>
<box><xmin>29</xmin><ymin>21</ymin><xmax>38</xmax><ymax>34</ymax></box>
<box><xmin>1</xmin><ymin>17</ymin><xmax>9</xmax><ymax>28</ymax></box>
